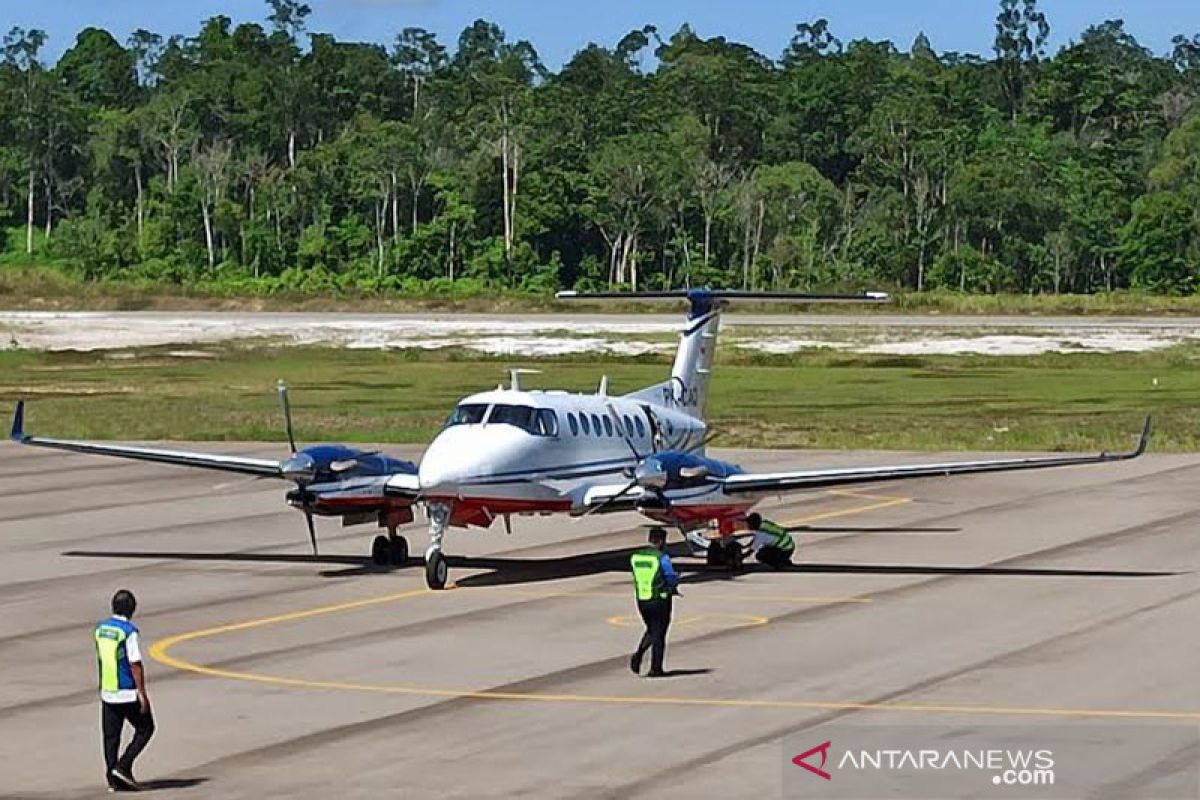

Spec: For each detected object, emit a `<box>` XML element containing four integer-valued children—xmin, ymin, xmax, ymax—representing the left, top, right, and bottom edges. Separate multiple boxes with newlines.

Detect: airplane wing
<box><xmin>9</xmin><ymin>400</ymin><xmax>282</xmax><ymax>478</ymax></box>
<box><xmin>718</xmin><ymin>417</ymin><xmax>1152</xmax><ymax>495</ymax></box>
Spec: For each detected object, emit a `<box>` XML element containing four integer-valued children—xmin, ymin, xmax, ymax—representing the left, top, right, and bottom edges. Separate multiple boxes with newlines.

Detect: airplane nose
<box><xmin>418</xmin><ymin>436</ymin><xmax>470</xmax><ymax>492</ymax></box>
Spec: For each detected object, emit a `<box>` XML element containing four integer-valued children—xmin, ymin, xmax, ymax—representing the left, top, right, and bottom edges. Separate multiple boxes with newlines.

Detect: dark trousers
<box><xmin>756</xmin><ymin>545</ymin><xmax>794</xmax><ymax>568</ymax></box>
<box><xmin>634</xmin><ymin>598</ymin><xmax>672</xmax><ymax>673</ymax></box>
<box><xmin>102</xmin><ymin>701</ymin><xmax>155</xmax><ymax>779</ymax></box>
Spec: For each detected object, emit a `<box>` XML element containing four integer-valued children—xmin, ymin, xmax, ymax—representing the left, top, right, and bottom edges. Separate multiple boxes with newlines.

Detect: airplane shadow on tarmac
<box><xmin>63</xmin><ymin>539</ymin><xmax>1180</xmax><ymax>588</ymax></box>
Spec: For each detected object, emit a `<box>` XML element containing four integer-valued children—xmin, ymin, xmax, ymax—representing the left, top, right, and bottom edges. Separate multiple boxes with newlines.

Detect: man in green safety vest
<box><xmin>629</xmin><ymin>527</ymin><xmax>679</xmax><ymax>677</ymax></box>
<box><xmin>745</xmin><ymin>512</ymin><xmax>795</xmax><ymax>569</ymax></box>
<box><xmin>95</xmin><ymin>589</ymin><xmax>155</xmax><ymax>791</ymax></box>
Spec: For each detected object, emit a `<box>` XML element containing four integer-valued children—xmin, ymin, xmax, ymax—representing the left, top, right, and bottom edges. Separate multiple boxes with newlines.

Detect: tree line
<box><xmin>2</xmin><ymin>0</ymin><xmax>1199</xmax><ymax>295</ymax></box>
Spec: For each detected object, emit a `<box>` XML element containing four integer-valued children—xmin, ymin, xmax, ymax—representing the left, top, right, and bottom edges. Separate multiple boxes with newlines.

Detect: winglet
<box><xmin>1133</xmin><ymin>415</ymin><xmax>1152</xmax><ymax>457</ymax></box>
<box><xmin>10</xmin><ymin>400</ymin><xmax>26</xmax><ymax>443</ymax></box>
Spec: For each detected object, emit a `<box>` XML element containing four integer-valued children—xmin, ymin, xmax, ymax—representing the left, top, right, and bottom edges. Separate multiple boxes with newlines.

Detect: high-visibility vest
<box><xmin>94</xmin><ymin>617</ymin><xmax>136</xmax><ymax>695</ymax></box>
<box><xmin>759</xmin><ymin>520</ymin><xmax>795</xmax><ymax>552</ymax></box>
<box><xmin>630</xmin><ymin>549</ymin><xmax>670</xmax><ymax>601</ymax></box>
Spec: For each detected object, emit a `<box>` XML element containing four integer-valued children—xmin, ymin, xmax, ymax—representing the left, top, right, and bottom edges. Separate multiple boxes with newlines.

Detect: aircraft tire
<box><xmin>371</xmin><ymin>535</ymin><xmax>390</xmax><ymax>566</ymax></box>
<box><xmin>426</xmin><ymin>551</ymin><xmax>448</xmax><ymax>589</ymax></box>
<box><xmin>388</xmin><ymin>535</ymin><xmax>409</xmax><ymax>566</ymax></box>
<box><xmin>706</xmin><ymin>540</ymin><xmax>724</xmax><ymax>568</ymax></box>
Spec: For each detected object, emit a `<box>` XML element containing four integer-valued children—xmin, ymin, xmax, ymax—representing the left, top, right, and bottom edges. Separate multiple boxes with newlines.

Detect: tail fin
<box><xmin>557</xmin><ymin>289</ymin><xmax>888</xmax><ymax>420</ymax></box>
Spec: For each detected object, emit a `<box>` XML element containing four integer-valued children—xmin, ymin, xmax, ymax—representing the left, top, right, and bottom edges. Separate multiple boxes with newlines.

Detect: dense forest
<box><xmin>1</xmin><ymin>1</ymin><xmax>1199</xmax><ymax>296</ymax></box>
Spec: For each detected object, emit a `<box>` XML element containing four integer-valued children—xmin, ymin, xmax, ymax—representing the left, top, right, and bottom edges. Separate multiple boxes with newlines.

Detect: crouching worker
<box><xmin>745</xmin><ymin>513</ymin><xmax>795</xmax><ymax>569</ymax></box>
<box><xmin>96</xmin><ymin>589</ymin><xmax>155</xmax><ymax>791</ymax></box>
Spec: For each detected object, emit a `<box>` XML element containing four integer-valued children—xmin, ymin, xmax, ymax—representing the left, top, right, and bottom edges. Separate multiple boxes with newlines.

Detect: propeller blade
<box><xmin>277</xmin><ymin>379</ymin><xmax>297</xmax><ymax>454</ymax></box>
<box><xmin>605</xmin><ymin>402</ymin><xmax>643</xmax><ymax>463</ymax></box>
<box><xmin>685</xmin><ymin>431</ymin><xmax>721</xmax><ymax>454</ymax></box>
<box><xmin>304</xmin><ymin>509</ymin><xmax>318</xmax><ymax>555</ymax></box>
<box><xmin>583</xmin><ymin>481</ymin><xmax>638</xmax><ymax>517</ymax></box>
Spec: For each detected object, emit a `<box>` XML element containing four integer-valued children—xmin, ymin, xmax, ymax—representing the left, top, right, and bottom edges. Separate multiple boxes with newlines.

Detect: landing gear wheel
<box><xmin>706</xmin><ymin>539</ymin><xmax>724</xmax><ymax>568</ymax></box>
<box><xmin>371</xmin><ymin>535</ymin><xmax>389</xmax><ymax>566</ymax></box>
<box><xmin>425</xmin><ymin>551</ymin><xmax>448</xmax><ymax>589</ymax></box>
<box><xmin>728</xmin><ymin>541</ymin><xmax>744</xmax><ymax>571</ymax></box>
<box><xmin>387</xmin><ymin>535</ymin><xmax>409</xmax><ymax>566</ymax></box>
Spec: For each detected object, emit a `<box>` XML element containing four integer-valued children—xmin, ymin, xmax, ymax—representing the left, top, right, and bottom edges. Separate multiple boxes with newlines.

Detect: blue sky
<box><xmin>10</xmin><ymin>0</ymin><xmax>1200</xmax><ymax>66</ymax></box>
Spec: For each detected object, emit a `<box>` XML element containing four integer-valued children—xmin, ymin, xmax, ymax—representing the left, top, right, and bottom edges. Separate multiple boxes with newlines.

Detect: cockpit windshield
<box><xmin>445</xmin><ymin>403</ymin><xmax>488</xmax><ymax>427</ymax></box>
<box><xmin>488</xmin><ymin>404</ymin><xmax>534</xmax><ymax>431</ymax></box>
<box><xmin>488</xmin><ymin>405</ymin><xmax>559</xmax><ymax>437</ymax></box>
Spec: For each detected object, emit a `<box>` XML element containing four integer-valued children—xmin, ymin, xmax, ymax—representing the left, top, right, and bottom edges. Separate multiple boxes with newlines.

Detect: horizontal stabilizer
<box><xmin>556</xmin><ymin>289</ymin><xmax>888</xmax><ymax>303</ymax></box>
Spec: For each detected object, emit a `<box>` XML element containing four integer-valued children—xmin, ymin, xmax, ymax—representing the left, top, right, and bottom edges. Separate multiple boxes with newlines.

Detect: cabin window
<box><xmin>591</xmin><ymin>414</ymin><xmax>604</xmax><ymax>436</ymax></box>
<box><xmin>567</xmin><ymin>413</ymin><xmax>579</xmax><ymax>436</ymax></box>
<box><xmin>634</xmin><ymin>417</ymin><xmax>646</xmax><ymax>438</ymax></box>
<box><xmin>603</xmin><ymin>416</ymin><xmax>614</xmax><ymax>437</ymax></box>
<box><xmin>622</xmin><ymin>415</ymin><xmax>634</xmax><ymax>437</ymax></box>
<box><xmin>534</xmin><ymin>409</ymin><xmax>559</xmax><ymax>437</ymax></box>
<box><xmin>580</xmin><ymin>413</ymin><xmax>591</xmax><ymax>435</ymax></box>
<box><xmin>446</xmin><ymin>403</ymin><xmax>488</xmax><ymax>427</ymax></box>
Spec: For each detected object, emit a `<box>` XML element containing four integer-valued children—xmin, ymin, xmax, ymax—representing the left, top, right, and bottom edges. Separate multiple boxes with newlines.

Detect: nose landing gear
<box><xmin>424</xmin><ymin>503</ymin><xmax>451</xmax><ymax>589</ymax></box>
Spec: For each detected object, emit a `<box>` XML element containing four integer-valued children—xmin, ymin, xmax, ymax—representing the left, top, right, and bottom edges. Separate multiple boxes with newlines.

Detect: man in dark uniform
<box><xmin>629</xmin><ymin>527</ymin><xmax>679</xmax><ymax>677</ymax></box>
<box><xmin>95</xmin><ymin>589</ymin><xmax>155</xmax><ymax>791</ymax></box>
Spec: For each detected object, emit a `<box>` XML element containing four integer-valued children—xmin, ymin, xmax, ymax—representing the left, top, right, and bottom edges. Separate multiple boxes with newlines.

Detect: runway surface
<box><xmin>2</xmin><ymin>442</ymin><xmax>1198</xmax><ymax>798</ymax></box>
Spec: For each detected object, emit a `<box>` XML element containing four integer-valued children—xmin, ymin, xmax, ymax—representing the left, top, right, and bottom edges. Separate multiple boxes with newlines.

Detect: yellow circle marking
<box><xmin>605</xmin><ymin>613</ymin><xmax>769</xmax><ymax>629</ymax></box>
<box><xmin>149</xmin><ymin>586</ymin><xmax>1200</xmax><ymax>722</ymax></box>
<box><xmin>146</xmin><ymin>491</ymin><xmax>1200</xmax><ymax>721</ymax></box>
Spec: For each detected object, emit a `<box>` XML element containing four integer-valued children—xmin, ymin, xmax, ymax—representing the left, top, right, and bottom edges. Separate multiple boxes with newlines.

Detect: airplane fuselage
<box><xmin>410</xmin><ymin>388</ymin><xmax>750</xmax><ymax>530</ymax></box>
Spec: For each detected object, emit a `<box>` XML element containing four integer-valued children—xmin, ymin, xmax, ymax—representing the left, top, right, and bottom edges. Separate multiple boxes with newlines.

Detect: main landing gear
<box><xmin>424</xmin><ymin>503</ymin><xmax>450</xmax><ymax>590</ymax></box>
<box><xmin>706</xmin><ymin>536</ymin><xmax>744</xmax><ymax>570</ymax></box>
<box><xmin>370</xmin><ymin>529</ymin><xmax>409</xmax><ymax>567</ymax></box>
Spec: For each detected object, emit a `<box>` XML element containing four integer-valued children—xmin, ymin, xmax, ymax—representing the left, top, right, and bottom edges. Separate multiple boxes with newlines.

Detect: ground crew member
<box><xmin>745</xmin><ymin>512</ymin><xmax>795</xmax><ymax>568</ymax></box>
<box><xmin>629</xmin><ymin>527</ymin><xmax>679</xmax><ymax>677</ymax></box>
<box><xmin>96</xmin><ymin>589</ymin><xmax>155</xmax><ymax>791</ymax></box>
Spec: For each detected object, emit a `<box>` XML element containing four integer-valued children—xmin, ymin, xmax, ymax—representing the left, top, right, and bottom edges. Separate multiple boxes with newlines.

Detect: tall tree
<box><xmin>994</xmin><ymin>0</ymin><xmax>1050</xmax><ymax>121</ymax></box>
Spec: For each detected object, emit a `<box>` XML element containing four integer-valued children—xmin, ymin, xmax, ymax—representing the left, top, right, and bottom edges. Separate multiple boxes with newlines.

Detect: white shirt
<box><xmin>100</xmin><ymin>615</ymin><xmax>142</xmax><ymax>704</ymax></box>
<box><xmin>749</xmin><ymin>531</ymin><xmax>776</xmax><ymax>553</ymax></box>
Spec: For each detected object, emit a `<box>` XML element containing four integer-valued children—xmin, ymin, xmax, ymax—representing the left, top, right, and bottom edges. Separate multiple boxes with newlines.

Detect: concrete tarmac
<box><xmin>2</xmin><ymin>442</ymin><xmax>1198</xmax><ymax>798</ymax></box>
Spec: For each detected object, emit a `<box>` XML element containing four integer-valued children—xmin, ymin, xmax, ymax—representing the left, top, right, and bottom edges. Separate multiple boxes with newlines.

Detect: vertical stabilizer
<box><xmin>621</xmin><ymin>290</ymin><xmax>723</xmax><ymax>420</ymax></box>
<box><xmin>554</xmin><ymin>289</ymin><xmax>889</xmax><ymax>422</ymax></box>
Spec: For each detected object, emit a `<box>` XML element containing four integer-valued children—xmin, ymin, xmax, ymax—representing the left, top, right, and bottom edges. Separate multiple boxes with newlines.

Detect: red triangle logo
<box><xmin>792</xmin><ymin>741</ymin><xmax>832</xmax><ymax>780</ymax></box>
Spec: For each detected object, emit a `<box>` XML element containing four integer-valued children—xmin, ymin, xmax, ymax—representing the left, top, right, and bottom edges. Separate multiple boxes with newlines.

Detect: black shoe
<box><xmin>110</xmin><ymin>767</ymin><xmax>141</xmax><ymax>791</ymax></box>
<box><xmin>646</xmin><ymin>669</ymin><xmax>667</xmax><ymax>678</ymax></box>
<box><xmin>630</xmin><ymin>653</ymin><xmax>642</xmax><ymax>674</ymax></box>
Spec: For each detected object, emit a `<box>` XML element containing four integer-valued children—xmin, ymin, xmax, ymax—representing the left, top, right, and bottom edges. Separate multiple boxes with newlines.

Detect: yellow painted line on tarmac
<box><xmin>148</xmin><ymin>490</ymin><xmax>1200</xmax><ymax>721</ymax></box>
<box><xmin>779</xmin><ymin>489</ymin><xmax>913</xmax><ymax>529</ymax></box>
<box><xmin>605</xmin><ymin>613</ymin><xmax>770</xmax><ymax>629</ymax></box>
<box><xmin>151</xmin><ymin>584</ymin><xmax>1200</xmax><ymax>722</ymax></box>
<box><xmin>496</xmin><ymin>588</ymin><xmax>871</xmax><ymax>604</ymax></box>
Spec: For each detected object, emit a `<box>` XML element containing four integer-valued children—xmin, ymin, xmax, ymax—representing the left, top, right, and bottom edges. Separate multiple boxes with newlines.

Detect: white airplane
<box><xmin>11</xmin><ymin>289</ymin><xmax>1150</xmax><ymax>590</ymax></box>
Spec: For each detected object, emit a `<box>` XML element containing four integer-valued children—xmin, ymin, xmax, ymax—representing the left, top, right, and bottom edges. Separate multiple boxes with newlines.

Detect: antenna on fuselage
<box><xmin>509</xmin><ymin>368</ymin><xmax>541</xmax><ymax>391</ymax></box>
<box><xmin>597</xmin><ymin>375</ymin><xmax>608</xmax><ymax>397</ymax></box>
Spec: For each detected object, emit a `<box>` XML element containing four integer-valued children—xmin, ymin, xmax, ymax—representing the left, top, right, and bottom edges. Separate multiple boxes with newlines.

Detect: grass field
<box><xmin>3</xmin><ymin>344</ymin><xmax>1196</xmax><ymax>452</ymax></box>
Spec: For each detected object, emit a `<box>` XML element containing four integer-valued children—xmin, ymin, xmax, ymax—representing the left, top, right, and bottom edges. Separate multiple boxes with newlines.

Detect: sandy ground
<box><xmin>5</xmin><ymin>311</ymin><xmax>1200</xmax><ymax>355</ymax></box>
<box><xmin>2</xmin><ymin>442</ymin><xmax>1198</xmax><ymax>798</ymax></box>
